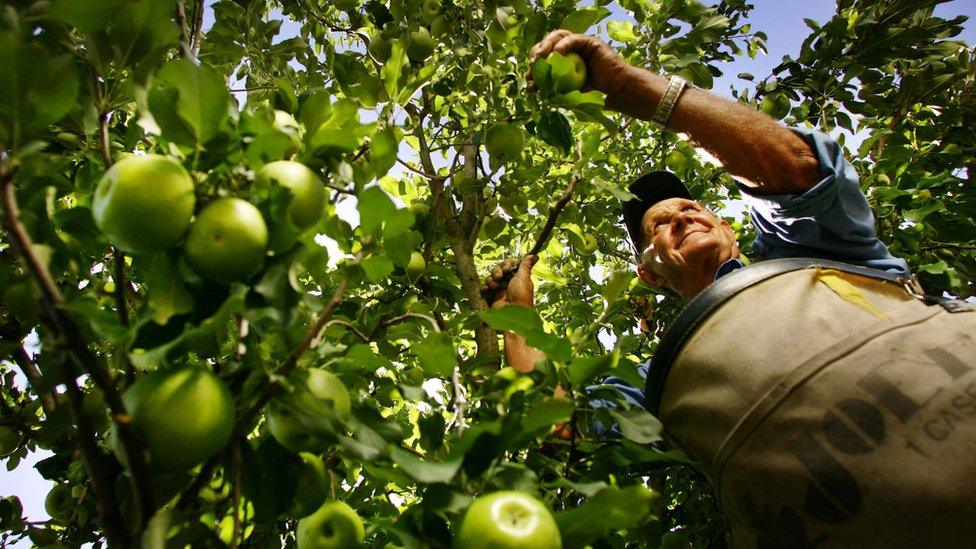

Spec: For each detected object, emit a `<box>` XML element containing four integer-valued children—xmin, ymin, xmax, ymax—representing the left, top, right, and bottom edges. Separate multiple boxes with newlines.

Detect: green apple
<box><xmin>406</xmin><ymin>27</ymin><xmax>436</xmax><ymax>62</ymax></box>
<box><xmin>430</xmin><ymin>15</ymin><xmax>449</xmax><ymax>38</ymax></box>
<box><xmin>406</xmin><ymin>251</ymin><xmax>426</xmax><ymax>281</ymax></box>
<box><xmin>0</xmin><ymin>426</ymin><xmax>20</xmax><ymax>457</ymax></box>
<box><xmin>44</xmin><ymin>484</ymin><xmax>73</xmax><ymax>523</ymax></box>
<box><xmin>122</xmin><ymin>366</ymin><xmax>234</xmax><ymax>473</ymax></box>
<box><xmin>272</xmin><ymin>110</ymin><xmax>303</xmax><ymax>156</ymax></box>
<box><xmin>454</xmin><ymin>491</ymin><xmax>562</xmax><ymax>549</ymax></box>
<box><xmin>293</xmin><ymin>452</ymin><xmax>329</xmax><ymax>518</ymax></box>
<box><xmin>760</xmin><ymin>92</ymin><xmax>791</xmax><ymax>119</ymax></box>
<box><xmin>255</xmin><ymin>160</ymin><xmax>326</xmax><ymax>251</ymax></box>
<box><xmin>297</xmin><ymin>500</ymin><xmax>365</xmax><ymax>549</ymax></box>
<box><xmin>485</xmin><ymin>123</ymin><xmax>523</xmax><ymax>164</ymax></box>
<box><xmin>184</xmin><ymin>197</ymin><xmax>269</xmax><ymax>284</ymax></box>
<box><xmin>367</xmin><ymin>31</ymin><xmax>393</xmax><ymax>63</ymax></box>
<box><xmin>551</xmin><ymin>52</ymin><xmax>587</xmax><ymax>94</ymax></box>
<box><xmin>578</xmin><ymin>233</ymin><xmax>598</xmax><ymax>255</ymax></box>
<box><xmin>92</xmin><ymin>154</ymin><xmax>196</xmax><ymax>254</ymax></box>
<box><xmin>666</xmin><ymin>150</ymin><xmax>688</xmax><ymax>174</ymax></box>
<box><xmin>420</xmin><ymin>0</ymin><xmax>440</xmax><ymax>23</ymax></box>
<box><xmin>267</xmin><ymin>369</ymin><xmax>351</xmax><ymax>454</ymax></box>
<box><xmin>334</xmin><ymin>0</ymin><xmax>358</xmax><ymax>11</ymax></box>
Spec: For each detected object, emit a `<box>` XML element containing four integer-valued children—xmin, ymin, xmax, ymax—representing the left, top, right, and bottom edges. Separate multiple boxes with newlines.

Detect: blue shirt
<box><xmin>594</xmin><ymin>127</ymin><xmax>910</xmax><ymax>423</ymax></box>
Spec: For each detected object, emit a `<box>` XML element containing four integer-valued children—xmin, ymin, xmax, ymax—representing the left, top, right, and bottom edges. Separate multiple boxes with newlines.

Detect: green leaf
<box><xmin>413</xmin><ymin>332</ymin><xmax>457</xmax><ymax>378</ymax></box>
<box><xmin>390</xmin><ymin>447</ymin><xmax>462</xmax><ymax>484</ymax></box>
<box><xmin>521</xmin><ymin>397</ymin><xmax>574</xmax><ymax>433</ymax></box>
<box><xmin>479</xmin><ymin>306</ymin><xmax>572</xmax><ymax>363</ymax></box>
<box><xmin>601</xmin><ymin>270</ymin><xmax>634</xmax><ymax>306</ymax></box>
<box><xmin>112</xmin><ymin>0</ymin><xmax>180</xmax><ymax>68</ymax></box>
<box><xmin>555</xmin><ymin>485</ymin><xmax>655</xmax><ymax>547</ymax></box>
<box><xmin>381</xmin><ymin>41</ymin><xmax>409</xmax><ymax>102</ymax></box>
<box><xmin>145</xmin><ymin>253</ymin><xmax>194</xmax><ymax>325</ymax></box>
<box><xmin>358</xmin><ymin>186</ymin><xmax>397</xmax><ymax>235</ymax></box>
<box><xmin>333</xmin><ymin>53</ymin><xmax>382</xmax><ymax>107</ymax></box>
<box><xmin>560</xmin><ymin>7</ymin><xmax>611</xmax><ymax>33</ymax></box>
<box><xmin>536</xmin><ymin>111</ymin><xmax>573</xmax><ymax>155</ymax></box>
<box><xmin>0</xmin><ymin>32</ymin><xmax>80</xmax><ymax>145</ymax></box>
<box><xmin>370</xmin><ymin>127</ymin><xmax>398</xmax><ymax>177</ymax></box>
<box><xmin>344</xmin><ymin>344</ymin><xmax>394</xmax><ymax>372</ymax></box>
<box><xmin>47</xmin><ymin>0</ymin><xmax>129</xmax><ymax>33</ymax></box>
<box><xmin>147</xmin><ymin>58</ymin><xmax>230</xmax><ymax>146</ymax></box>
<box><xmin>306</xmin><ymin>99</ymin><xmax>375</xmax><ymax>156</ymax></box>
<box><xmin>362</xmin><ymin>254</ymin><xmax>395</xmax><ymax>282</ymax></box>
<box><xmin>608</xmin><ymin>21</ymin><xmax>639</xmax><ymax>43</ymax></box>
<box><xmin>568</xmin><ymin>349</ymin><xmax>619</xmax><ymax>387</ymax></box>
<box><xmin>531</xmin><ymin>57</ymin><xmax>555</xmax><ymax>98</ymax></box>
<box><xmin>608</xmin><ymin>408</ymin><xmax>662</xmax><ymax>444</ymax></box>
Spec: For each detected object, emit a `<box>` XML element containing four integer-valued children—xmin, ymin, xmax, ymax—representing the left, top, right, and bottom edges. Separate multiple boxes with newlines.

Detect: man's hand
<box><xmin>530</xmin><ymin>30</ymin><xmax>639</xmax><ymax>114</ymax></box>
<box><xmin>480</xmin><ymin>255</ymin><xmax>538</xmax><ymax>309</ymax></box>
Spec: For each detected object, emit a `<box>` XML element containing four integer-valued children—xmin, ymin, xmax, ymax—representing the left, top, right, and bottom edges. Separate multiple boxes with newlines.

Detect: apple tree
<box><xmin>0</xmin><ymin>0</ymin><xmax>972</xmax><ymax>547</ymax></box>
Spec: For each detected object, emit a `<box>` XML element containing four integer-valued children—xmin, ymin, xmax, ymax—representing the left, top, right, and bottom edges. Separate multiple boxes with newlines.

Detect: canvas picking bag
<box><xmin>644</xmin><ymin>258</ymin><xmax>976</xmax><ymax>548</ymax></box>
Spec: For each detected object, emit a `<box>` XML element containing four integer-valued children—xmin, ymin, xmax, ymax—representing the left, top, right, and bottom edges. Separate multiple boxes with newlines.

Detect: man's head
<box><xmin>623</xmin><ymin>171</ymin><xmax>739</xmax><ymax>299</ymax></box>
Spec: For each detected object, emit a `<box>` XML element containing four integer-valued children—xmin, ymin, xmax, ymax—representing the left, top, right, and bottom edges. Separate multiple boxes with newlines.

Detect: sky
<box><xmin>2</xmin><ymin>1</ymin><xmax>974</xmax><ymax>544</ymax></box>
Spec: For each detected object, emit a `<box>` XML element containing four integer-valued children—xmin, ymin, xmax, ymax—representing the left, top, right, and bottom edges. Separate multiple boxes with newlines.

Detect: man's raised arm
<box><xmin>530</xmin><ymin>30</ymin><xmax>822</xmax><ymax>195</ymax></box>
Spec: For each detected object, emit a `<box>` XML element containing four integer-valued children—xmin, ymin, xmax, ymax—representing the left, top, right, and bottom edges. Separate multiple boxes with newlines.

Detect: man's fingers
<box><xmin>530</xmin><ymin>29</ymin><xmax>572</xmax><ymax>61</ymax></box>
<box><xmin>551</xmin><ymin>33</ymin><xmax>599</xmax><ymax>58</ymax></box>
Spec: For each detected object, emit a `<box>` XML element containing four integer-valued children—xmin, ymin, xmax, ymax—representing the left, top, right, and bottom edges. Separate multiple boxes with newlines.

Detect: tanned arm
<box><xmin>530</xmin><ymin>30</ymin><xmax>822</xmax><ymax>195</ymax></box>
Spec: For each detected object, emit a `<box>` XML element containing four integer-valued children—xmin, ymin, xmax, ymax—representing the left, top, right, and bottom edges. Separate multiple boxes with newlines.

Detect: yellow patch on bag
<box><xmin>816</xmin><ymin>269</ymin><xmax>889</xmax><ymax>319</ymax></box>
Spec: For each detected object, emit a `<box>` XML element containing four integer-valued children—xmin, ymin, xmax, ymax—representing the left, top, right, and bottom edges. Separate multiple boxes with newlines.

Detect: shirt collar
<box><xmin>714</xmin><ymin>258</ymin><xmax>746</xmax><ymax>280</ymax></box>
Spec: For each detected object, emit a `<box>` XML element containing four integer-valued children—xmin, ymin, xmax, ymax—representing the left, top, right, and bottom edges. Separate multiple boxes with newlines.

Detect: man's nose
<box><xmin>672</xmin><ymin>210</ymin><xmax>691</xmax><ymax>227</ymax></box>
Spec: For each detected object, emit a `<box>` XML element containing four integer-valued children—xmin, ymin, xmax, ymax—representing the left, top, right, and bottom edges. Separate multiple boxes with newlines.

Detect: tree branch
<box><xmin>175</xmin><ymin>1</ymin><xmax>193</xmax><ymax>59</ymax></box>
<box><xmin>396</xmin><ymin>157</ymin><xmax>444</xmax><ymax>181</ymax></box>
<box><xmin>528</xmin><ymin>172</ymin><xmax>579</xmax><ymax>256</ymax></box>
<box><xmin>920</xmin><ymin>242</ymin><xmax>976</xmax><ymax>252</ymax></box>
<box><xmin>175</xmin><ymin>267</ymin><xmax>356</xmax><ymax>512</ymax></box>
<box><xmin>0</xmin><ymin>156</ymin><xmax>155</xmax><ymax>533</ymax></box>
<box><xmin>12</xmin><ymin>345</ymin><xmax>57</xmax><ymax>414</ymax></box>
<box><xmin>380</xmin><ymin>312</ymin><xmax>442</xmax><ymax>333</ymax></box>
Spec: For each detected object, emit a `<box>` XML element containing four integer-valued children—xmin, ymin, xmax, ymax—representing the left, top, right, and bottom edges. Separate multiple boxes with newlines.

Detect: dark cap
<box><xmin>622</xmin><ymin>171</ymin><xmax>692</xmax><ymax>252</ymax></box>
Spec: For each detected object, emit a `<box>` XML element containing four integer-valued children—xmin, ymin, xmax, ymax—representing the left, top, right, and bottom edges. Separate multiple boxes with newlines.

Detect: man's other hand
<box><xmin>480</xmin><ymin>255</ymin><xmax>538</xmax><ymax>309</ymax></box>
<box><xmin>530</xmin><ymin>30</ymin><xmax>637</xmax><ymax>112</ymax></box>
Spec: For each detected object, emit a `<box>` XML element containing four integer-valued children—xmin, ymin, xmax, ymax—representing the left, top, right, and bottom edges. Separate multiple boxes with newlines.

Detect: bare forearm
<box><xmin>504</xmin><ymin>332</ymin><xmax>546</xmax><ymax>373</ymax></box>
<box><xmin>614</xmin><ymin>68</ymin><xmax>821</xmax><ymax>195</ymax></box>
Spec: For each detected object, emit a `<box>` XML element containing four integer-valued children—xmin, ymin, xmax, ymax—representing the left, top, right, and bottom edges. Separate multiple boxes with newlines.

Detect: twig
<box><xmin>175</xmin><ymin>269</ymin><xmax>356</xmax><ymax>512</ymax></box>
<box><xmin>322</xmin><ymin>319</ymin><xmax>370</xmax><ymax>342</ymax></box>
<box><xmin>449</xmin><ymin>366</ymin><xmax>467</xmax><ymax>432</ymax></box>
<box><xmin>92</xmin><ymin>69</ymin><xmax>136</xmax><ymax>385</ymax></box>
<box><xmin>380</xmin><ymin>312</ymin><xmax>441</xmax><ymax>333</ymax></box>
<box><xmin>529</xmin><ymin>172</ymin><xmax>579</xmax><ymax>256</ymax></box>
<box><xmin>59</xmin><ymin>367</ymin><xmax>130</xmax><ymax>547</ymax></box>
<box><xmin>396</xmin><ymin>157</ymin><xmax>444</xmax><ymax>181</ymax></box>
<box><xmin>190</xmin><ymin>0</ymin><xmax>205</xmax><ymax>56</ymax></box>
<box><xmin>228</xmin><ymin>85</ymin><xmax>277</xmax><ymax>93</ymax></box>
<box><xmin>0</xmin><ymin>156</ymin><xmax>155</xmax><ymax>534</ymax></box>
<box><xmin>230</xmin><ymin>444</ymin><xmax>242</xmax><ymax>549</ymax></box>
<box><xmin>920</xmin><ymin>243</ymin><xmax>976</xmax><ymax>252</ymax></box>
<box><xmin>11</xmin><ymin>345</ymin><xmax>57</xmax><ymax>414</ymax></box>
<box><xmin>175</xmin><ymin>1</ymin><xmax>193</xmax><ymax>59</ymax></box>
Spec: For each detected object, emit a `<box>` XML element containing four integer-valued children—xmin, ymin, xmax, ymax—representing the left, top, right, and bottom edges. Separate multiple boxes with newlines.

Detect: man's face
<box><xmin>637</xmin><ymin>198</ymin><xmax>738</xmax><ymax>295</ymax></box>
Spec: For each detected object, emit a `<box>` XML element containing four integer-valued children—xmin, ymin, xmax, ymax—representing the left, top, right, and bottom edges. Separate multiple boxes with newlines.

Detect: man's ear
<box><xmin>637</xmin><ymin>264</ymin><xmax>668</xmax><ymax>289</ymax></box>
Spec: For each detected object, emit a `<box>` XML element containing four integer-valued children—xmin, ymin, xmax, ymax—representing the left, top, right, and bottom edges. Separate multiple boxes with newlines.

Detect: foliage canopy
<box><xmin>0</xmin><ymin>0</ymin><xmax>972</xmax><ymax>547</ymax></box>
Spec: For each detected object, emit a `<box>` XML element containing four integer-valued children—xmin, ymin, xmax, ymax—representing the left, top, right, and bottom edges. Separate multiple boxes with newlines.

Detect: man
<box><xmin>484</xmin><ymin>28</ymin><xmax>909</xmax><ymax>372</ymax></box>
<box><xmin>483</xmin><ymin>31</ymin><xmax>976</xmax><ymax>548</ymax></box>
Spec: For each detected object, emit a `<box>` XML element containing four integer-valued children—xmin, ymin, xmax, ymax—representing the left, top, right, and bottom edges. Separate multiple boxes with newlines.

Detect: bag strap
<box><xmin>643</xmin><ymin>258</ymin><xmax>907</xmax><ymax>416</ymax></box>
